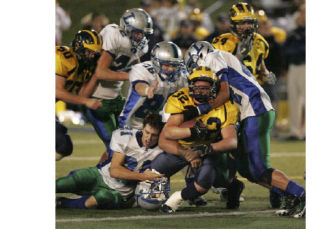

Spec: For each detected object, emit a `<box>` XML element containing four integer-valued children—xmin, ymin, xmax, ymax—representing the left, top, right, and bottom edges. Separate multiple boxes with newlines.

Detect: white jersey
<box><xmin>92</xmin><ymin>24</ymin><xmax>148</xmax><ymax>100</ymax></box>
<box><xmin>203</xmin><ymin>50</ymin><xmax>273</xmax><ymax>120</ymax></box>
<box><xmin>118</xmin><ymin>61</ymin><xmax>188</xmax><ymax>129</ymax></box>
<box><xmin>98</xmin><ymin>127</ymin><xmax>163</xmax><ymax>198</ymax></box>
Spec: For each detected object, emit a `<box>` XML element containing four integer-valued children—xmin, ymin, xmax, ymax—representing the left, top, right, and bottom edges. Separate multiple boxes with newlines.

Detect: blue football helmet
<box><xmin>135</xmin><ymin>177</ymin><xmax>170</xmax><ymax>210</ymax></box>
<box><xmin>184</xmin><ymin>41</ymin><xmax>215</xmax><ymax>74</ymax></box>
<box><xmin>151</xmin><ymin>41</ymin><xmax>184</xmax><ymax>82</ymax></box>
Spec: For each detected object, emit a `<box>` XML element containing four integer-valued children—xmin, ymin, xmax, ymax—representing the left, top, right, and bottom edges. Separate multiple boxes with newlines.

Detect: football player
<box><xmin>81</xmin><ymin>8</ymin><xmax>154</xmax><ymax>164</ymax></box>
<box><xmin>118</xmin><ymin>41</ymin><xmax>188</xmax><ymax>129</ymax></box>
<box><xmin>184</xmin><ymin>41</ymin><xmax>305</xmax><ymax>218</ymax></box>
<box><xmin>56</xmin><ymin>113</ymin><xmax>164</xmax><ymax>209</ymax></box>
<box><xmin>211</xmin><ymin>2</ymin><xmax>276</xmax><ymax>86</ymax></box>
<box><xmin>151</xmin><ymin>67</ymin><xmax>242</xmax><ymax>213</ymax></box>
<box><xmin>55</xmin><ymin>29</ymin><xmax>103</xmax><ymax>161</ymax></box>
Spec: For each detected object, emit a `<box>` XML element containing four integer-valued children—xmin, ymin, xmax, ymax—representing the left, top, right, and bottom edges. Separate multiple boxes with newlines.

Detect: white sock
<box><xmin>165</xmin><ymin>191</ymin><xmax>183</xmax><ymax>211</ymax></box>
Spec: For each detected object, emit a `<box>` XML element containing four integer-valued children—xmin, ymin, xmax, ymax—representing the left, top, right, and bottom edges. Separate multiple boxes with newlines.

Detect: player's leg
<box><xmin>161</xmin><ymin>156</ymin><xmax>216</xmax><ymax>213</ymax></box>
<box><xmin>214</xmin><ymin>153</ymin><xmax>245</xmax><ymax>209</ymax></box>
<box><xmin>56</xmin><ymin>167</ymin><xmax>100</xmax><ymax>209</ymax></box>
<box><xmin>56</xmin><ymin>119</ymin><xmax>73</xmax><ymax>161</ymax></box>
<box><xmin>151</xmin><ymin>152</ymin><xmax>189</xmax><ymax>177</ymax></box>
<box><xmin>240</xmin><ymin>111</ymin><xmax>305</xmax><ymax>215</ymax></box>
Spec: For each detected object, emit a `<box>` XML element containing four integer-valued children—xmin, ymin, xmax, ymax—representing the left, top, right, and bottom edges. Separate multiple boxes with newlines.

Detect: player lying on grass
<box><xmin>184</xmin><ymin>41</ymin><xmax>305</xmax><ymax>218</ymax></box>
<box><xmin>149</xmin><ymin>67</ymin><xmax>244</xmax><ymax>213</ymax></box>
<box><xmin>56</xmin><ymin>114</ymin><xmax>164</xmax><ymax>209</ymax></box>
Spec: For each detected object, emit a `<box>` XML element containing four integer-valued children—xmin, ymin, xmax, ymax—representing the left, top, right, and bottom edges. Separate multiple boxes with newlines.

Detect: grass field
<box><xmin>56</xmin><ymin>124</ymin><xmax>306</xmax><ymax>229</ymax></box>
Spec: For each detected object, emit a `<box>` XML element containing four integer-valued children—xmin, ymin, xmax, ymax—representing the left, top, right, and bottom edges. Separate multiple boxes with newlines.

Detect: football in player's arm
<box><xmin>55</xmin><ymin>29</ymin><xmax>103</xmax><ymax>161</ymax></box>
<box><xmin>56</xmin><ymin>113</ymin><xmax>164</xmax><ymax>210</ymax></box>
<box><xmin>154</xmin><ymin>67</ymin><xmax>242</xmax><ymax>213</ymax></box>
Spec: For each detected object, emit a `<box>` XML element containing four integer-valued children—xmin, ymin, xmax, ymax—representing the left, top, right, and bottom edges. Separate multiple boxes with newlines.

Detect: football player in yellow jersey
<box><xmin>56</xmin><ymin>29</ymin><xmax>103</xmax><ymax>161</ymax></box>
<box><xmin>150</xmin><ymin>67</ymin><xmax>244</xmax><ymax>212</ymax></box>
<box><xmin>211</xmin><ymin>2</ymin><xmax>276</xmax><ymax>85</ymax></box>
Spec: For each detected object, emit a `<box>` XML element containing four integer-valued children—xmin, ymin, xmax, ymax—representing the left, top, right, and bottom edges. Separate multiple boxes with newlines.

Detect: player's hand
<box><xmin>236</xmin><ymin>35</ymin><xmax>253</xmax><ymax>60</ymax></box>
<box><xmin>147</xmin><ymin>81</ymin><xmax>159</xmax><ymax>99</ymax></box>
<box><xmin>140</xmin><ymin>169</ymin><xmax>164</xmax><ymax>181</ymax></box>
<box><xmin>191</xmin><ymin>144</ymin><xmax>215</xmax><ymax>157</ymax></box>
<box><xmin>179</xmin><ymin>146</ymin><xmax>200</xmax><ymax>162</ymax></box>
<box><xmin>84</xmin><ymin>98</ymin><xmax>102</xmax><ymax>110</ymax></box>
<box><xmin>263</xmin><ymin>71</ymin><xmax>276</xmax><ymax>85</ymax></box>
<box><xmin>190</xmin><ymin>158</ymin><xmax>202</xmax><ymax>168</ymax></box>
<box><xmin>190</xmin><ymin>120</ymin><xmax>209</xmax><ymax>139</ymax></box>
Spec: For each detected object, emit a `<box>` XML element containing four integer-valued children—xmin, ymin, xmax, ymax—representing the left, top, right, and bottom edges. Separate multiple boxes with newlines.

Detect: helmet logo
<box><xmin>123</xmin><ymin>12</ymin><xmax>135</xmax><ymax>25</ymax></box>
<box><xmin>193</xmin><ymin>43</ymin><xmax>204</xmax><ymax>55</ymax></box>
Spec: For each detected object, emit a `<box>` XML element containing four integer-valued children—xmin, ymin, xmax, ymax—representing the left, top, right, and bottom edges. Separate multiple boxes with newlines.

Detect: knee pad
<box><xmin>56</xmin><ymin>133</ymin><xmax>73</xmax><ymax>157</ymax></box>
<box><xmin>258</xmin><ymin>168</ymin><xmax>274</xmax><ymax>185</ymax></box>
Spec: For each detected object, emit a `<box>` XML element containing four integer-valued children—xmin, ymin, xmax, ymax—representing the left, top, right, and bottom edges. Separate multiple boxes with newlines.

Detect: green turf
<box><xmin>56</xmin><ymin>125</ymin><xmax>305</xmax><ymax>229</ymax></box>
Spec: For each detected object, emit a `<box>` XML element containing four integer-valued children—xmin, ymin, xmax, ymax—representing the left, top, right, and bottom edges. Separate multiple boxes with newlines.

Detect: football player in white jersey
<box><xmin>81</xmin><ymin>8</ymin><xmax>154</xmax><ymax>163</ymax></box>
<box><xmin>119</xmin><ymin>41</ymin><xmax>188</xmax><ymax>129</ymax></box>
<box><xmin>184</xmin><ymin>41</ymin><xmax>305</xmax><ymax>218</ymax></box>
<box><xmin>56</xmin><ymin>114</ymin><xmax>164</xmax><ymax>210</ymax></box>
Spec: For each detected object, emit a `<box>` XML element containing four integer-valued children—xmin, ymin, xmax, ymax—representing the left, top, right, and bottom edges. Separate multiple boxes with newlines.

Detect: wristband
<box><xmin>144</xmin><ymin>86</ymin><xmax>149</xmax><ymax>96</ymax></box>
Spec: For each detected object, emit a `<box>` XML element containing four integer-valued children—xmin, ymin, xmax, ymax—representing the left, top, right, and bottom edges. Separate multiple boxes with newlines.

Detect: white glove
<box><xmin>263</xmin><ymin>71</ymin><xmax>276</xmax><ymax>85</ymax></box>
<box><xmin>236</xmin><ymin>35</ymin><xmax>253</xmax><ymax>60</ymax></box>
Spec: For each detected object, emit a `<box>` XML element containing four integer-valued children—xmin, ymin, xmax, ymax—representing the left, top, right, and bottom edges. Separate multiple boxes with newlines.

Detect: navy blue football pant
<box><xmin>151</xmin><ymin>152</ymin><xmax>218</xmax><ymax>189</ymax></box>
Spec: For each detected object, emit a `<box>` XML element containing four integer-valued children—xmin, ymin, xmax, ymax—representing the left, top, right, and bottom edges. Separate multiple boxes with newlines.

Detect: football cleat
<box><xmin>269</xmin><ymin>190</ymin><xmax>282</xmax><ymax>209</ymax></box>
<box><xmin>160</xmin><ymin>191</ymin><xmax>183</xmax><ymax>213</ymax></box>
<box><xmin>226</xmin><ymin>178</ymin><xmax>245</xmax><ymax>209</ymax></box>
<box><xmin>188</xmin><ymin>196</ymin><xmax>208</xmax><ymax>207</ymax></box>
<box><xmin>275</xmin><ymin>194</ymin><xmax>305</xmax><ymax>217</ymax></box>
<box><xmin>293</xmin><ymin>202</ymin><xmax>306</xmax><ymax>218</ymax></box>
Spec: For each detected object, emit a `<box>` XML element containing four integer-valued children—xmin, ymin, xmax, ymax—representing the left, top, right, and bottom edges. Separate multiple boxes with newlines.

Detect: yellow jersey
<box><xmin>55</xmin><ymin>46</ymin><xmax>95</xmax><ymax>94</ymax></box>
<box><xmin>212</xmin><ymin>32</ymin><xmax>269</xmax><ymax>84</ymax></box>
<box><xmin>165</xmin><ymin>87</ymin><xmax>239</xmax><ymax>147</ymax></box>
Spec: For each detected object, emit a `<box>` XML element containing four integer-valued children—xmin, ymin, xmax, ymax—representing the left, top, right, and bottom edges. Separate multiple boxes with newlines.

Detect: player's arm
<box><xmin>110</xmin><ymin>152</ymin><xmax>163</xmax><ymax>181</ymax></box>
<box><xmin>135</xmin><ymin>81</ymin><xmax>159</xmax><ymax>99</ymax></box>
<box><xmin>159</xmin><ymin>114</ymin><xmax>203</xmax><ymax>166</ymax></box>
<box><xmin>162</xmin><ymin>113</ymin><xmax>192</xmax><ymax>140</ymax></box>
<box><xmin>56</xmin><ymin>75</ymin><xmax>101</xmax><ymax>109</ymax></box>
<box><xmin>210</xmin><ymin>125</ymin><xmax>237</xmax><ymax>152</ymax></box>
<box><xmin>208</xmin><ymin>81</ymin><xmax>230</xmax><ymax>109</ymax></box>
<box><xmin>78</xmin><ymin>74</ymin><xmax>99</xmax><ymax>98</ymax></box>
<box><xmin>94</xmin><ymin>50</ymin><xmax>129</xmax><ymax>81</ymax></box>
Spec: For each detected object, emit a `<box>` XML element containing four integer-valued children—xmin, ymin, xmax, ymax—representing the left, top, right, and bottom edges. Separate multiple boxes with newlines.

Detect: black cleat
<box><xmin>188</xmin><ymin>196</ymin><xmax>208</xmax><ymax>207</ymax></box>
<box><xmin>226</xmin><ymin>178</ymin><xmax>245</xmax><ymax>209</ymax></box>
<box><xmin>160</xmin><ymin>204</ymin><xmax>174</xmax><ymax>213</ymax></box>
<box><xmin>276</xmin><ymin>194</ymin><xmax>305</xmax><ymax>217</ymax></box>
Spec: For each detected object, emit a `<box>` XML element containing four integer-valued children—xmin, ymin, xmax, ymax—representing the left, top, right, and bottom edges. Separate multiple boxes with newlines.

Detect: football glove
<box><xmin>189</xmin><ymin>120</ymin><xmax>209</xmax><ymax>139</ymax></box>
<box><xmin>191</xmin><ymin>144</ymin><xmax>215</xmax><ymax>158</ymax></box>
<box><xmin>183</xmin><ymin>103</ymin><xmax>211</xmax><ymax>121</ymax></box>
<box><xmin>263</xmin><ymin>71</ymin><xmax>276</xmax><ymax>85</ymax></box>
<box><xmin>236</xmin><ymin>35</ymin><xmax>253</xmax><ymax>60</ymax></box>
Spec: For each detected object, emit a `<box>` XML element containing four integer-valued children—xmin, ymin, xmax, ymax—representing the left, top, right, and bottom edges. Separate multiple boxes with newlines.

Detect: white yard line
<box><xmin>63</xmin><ymin>152</ymin><xmax>305</xmax><ymax>161</ymax></box>
<box><xmin>56</xmin><ymin>209</ymin><xmax>276</xmax><ymax>223</ymax></box>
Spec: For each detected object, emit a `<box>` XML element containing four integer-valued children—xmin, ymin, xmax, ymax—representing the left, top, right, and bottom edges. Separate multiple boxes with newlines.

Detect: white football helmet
<box><xmin>135</xmin><ymin>177</ymin><xmax>170</xmax><ymax>210</ymax></box>
<box><xmin>120</xmin><ymin>8</ymin><xmax>153</xmax><ymax>53</ymax></box>
<box><xmin>184</xmin><ymin>41</ymin><xmax>215</xmax><ymax>74</ymax></box>
<box><xmin>151</xmin><ymin>41</ymin><xmax>184</xmax><ymax>82</ymax></box>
